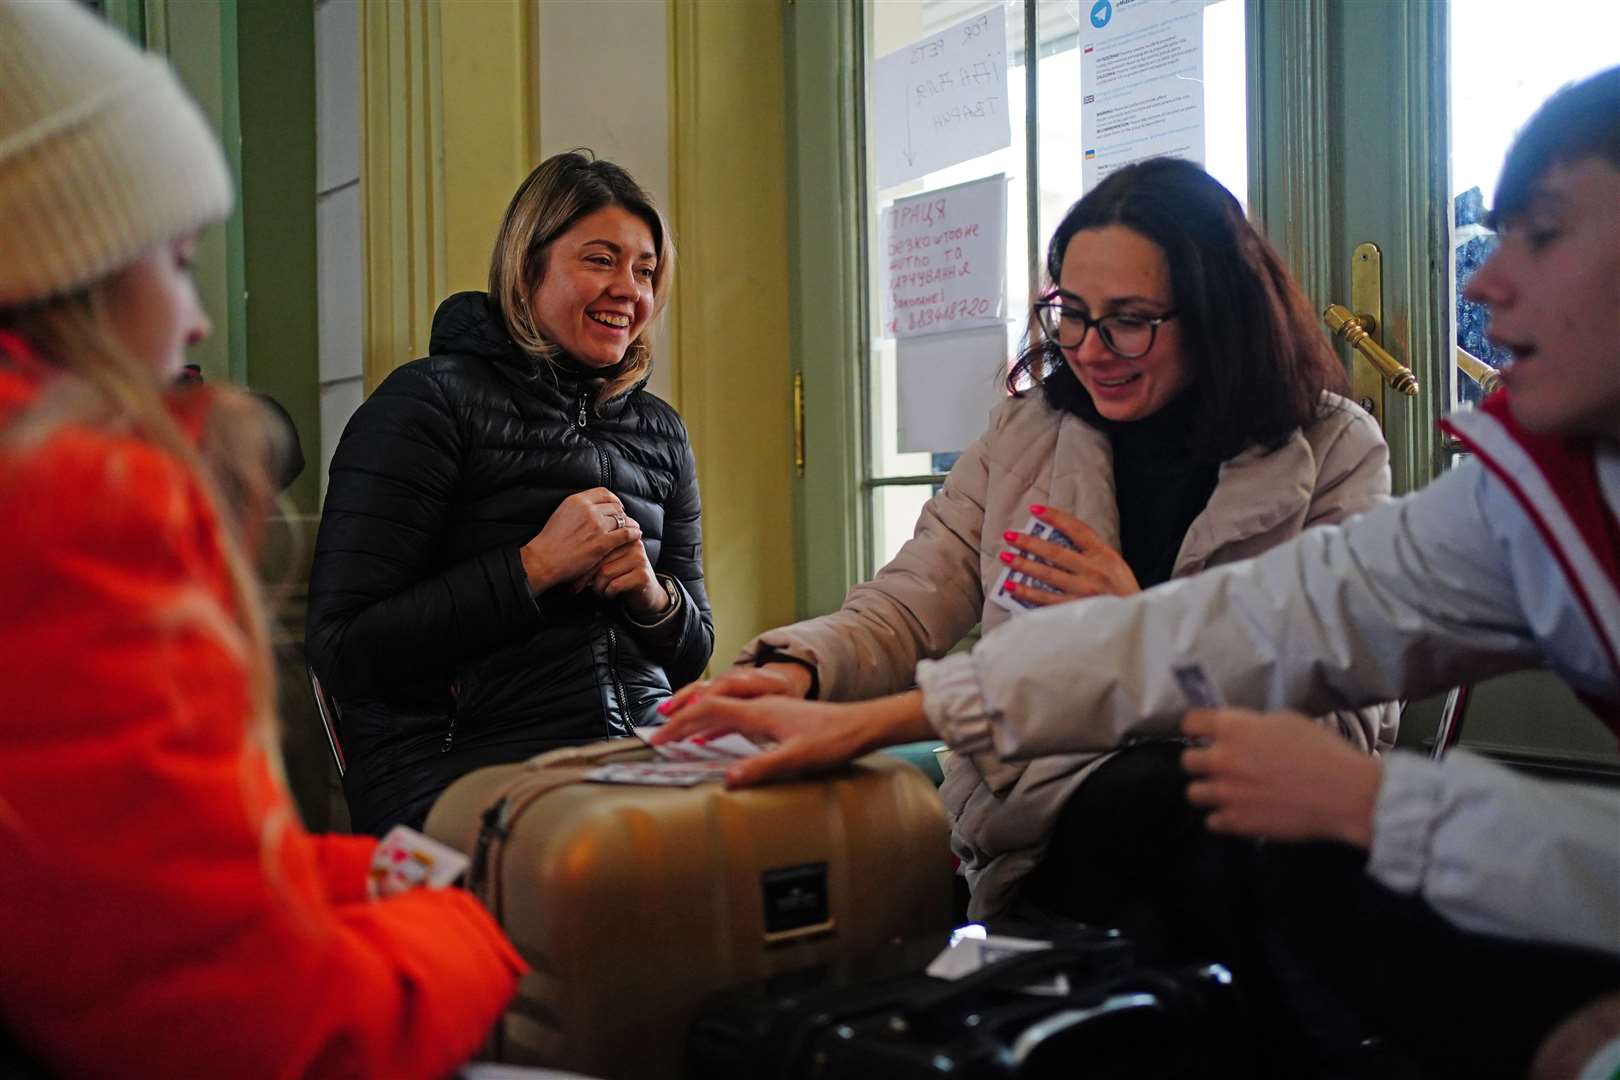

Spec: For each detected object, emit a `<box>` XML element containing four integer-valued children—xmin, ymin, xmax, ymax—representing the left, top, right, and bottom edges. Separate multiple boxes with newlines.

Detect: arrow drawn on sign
<box><xmin>903</xmin><ymin>83</ymin><xmax>916</xmax><ymax>167</ymax></box>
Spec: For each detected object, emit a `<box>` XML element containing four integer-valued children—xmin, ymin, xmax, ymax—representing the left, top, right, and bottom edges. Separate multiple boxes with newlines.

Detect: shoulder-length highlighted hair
<box><xmin>1010</xmin><ymin>157</ymin><xmax>1347</xmax><ymax>462</ymax></box>
<box><xmin>488</xmin><ymin>150</ymin><xmax>674</xmax><ymax>409</ymax></box>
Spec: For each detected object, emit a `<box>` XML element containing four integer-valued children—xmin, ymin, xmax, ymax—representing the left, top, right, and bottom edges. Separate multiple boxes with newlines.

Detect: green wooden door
<box><xmin>1253</xmin><ymin>0</ymin><xmax>1620</xmax><ymax>777</ymax></box>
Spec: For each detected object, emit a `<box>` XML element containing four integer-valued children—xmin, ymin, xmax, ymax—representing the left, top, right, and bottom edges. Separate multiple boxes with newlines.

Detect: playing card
<box><xmin>1172</xmin><ymin>662</ymin><xmax>1225</xmax><ymax>710</ymax></box>
<box><xmin>636</xmin><ymin>729</ymin><xmax>766</xmax><ymax>763</ymax></box>
<box><xmin>585</xmin><ymin>761</ymin><xmax>732</xmax><ymax>787</ymax></box>
<box><xmin>990</xmin><ymin>513</ymin><xmax>1080</xmax><ymax>614</ymax></box>
<box><xmin>369</xmin><ymin>825</ymin><xmax>471</xmax><ymax>900</ymax></box>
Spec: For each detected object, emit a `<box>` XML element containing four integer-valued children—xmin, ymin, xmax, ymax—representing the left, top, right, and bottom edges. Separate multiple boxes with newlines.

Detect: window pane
<box><xmin>1034</xmin><ymin>0</ymin><xmax>1247</xmax><ymax>254</ymax></box>
<box><xmin>1449</xmin><ymin>0</ymin><xmax>1618</xmax><ymax>409</ymax></box>
<box><xmin>860</xmin><ymin>0</ymin><xmax>1249</xmax><ymax>575</ymax></box>
<box><xmin>866</xmin><ymin>1</ymin><xmax>1028</xmax><ymax>477</ymax></box>
<box><xmin>869</xmin><ymin>483</ymin><xmax>940</xmax><ymax>571</ymax></box>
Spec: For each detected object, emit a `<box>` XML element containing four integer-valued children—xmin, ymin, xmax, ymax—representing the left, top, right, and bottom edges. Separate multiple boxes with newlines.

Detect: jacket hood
<box><xmin>428</xmin><ymin>291</ymin><xmax>650</xmax><ymax>409</ymax></box>
<box><xmin>429</xmin><ymin>291</ymin><xmax>516</xmax><ymax>359</ymax></box>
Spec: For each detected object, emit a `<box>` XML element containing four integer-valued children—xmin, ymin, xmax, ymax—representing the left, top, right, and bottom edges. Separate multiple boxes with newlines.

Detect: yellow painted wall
<box><xmin>440</xmin><ymin>2</ymin><xmax>536</xmax><ymax>293</ymax></box>
<box><xmin>670</xmin><ymin>0</ymin><xmax>797</xmax><ymax>667</ymax></box>
<box><xmin>360</xmin><ymin>0</ymin><xmax>535</xmax><ymax>389</ymax></box>
<box><xmin>361</xmin><ymin>0</ymin><xmax>798</xmax><ymax>671</ymax></box>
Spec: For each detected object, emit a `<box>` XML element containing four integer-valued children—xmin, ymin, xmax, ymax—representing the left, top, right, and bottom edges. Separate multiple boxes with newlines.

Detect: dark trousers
<box><xmin>1019</xmin><ymin>744</ymin><xmax>1620</xmax><ymax>1077</ymax></box>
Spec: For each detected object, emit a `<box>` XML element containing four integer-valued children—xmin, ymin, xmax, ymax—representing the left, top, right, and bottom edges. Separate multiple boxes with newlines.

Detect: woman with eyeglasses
<box><xmin>668</xmin><ymin>157</ymin><xmax>1395</xmax><ymax>941</ymax></box>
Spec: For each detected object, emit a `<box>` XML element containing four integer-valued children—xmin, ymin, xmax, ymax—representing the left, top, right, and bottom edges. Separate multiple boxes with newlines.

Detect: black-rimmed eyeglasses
<box><xmin>1033</xmin><ymin>302</ymin><xmax>1177</xmax><ymax>359</ymax></box>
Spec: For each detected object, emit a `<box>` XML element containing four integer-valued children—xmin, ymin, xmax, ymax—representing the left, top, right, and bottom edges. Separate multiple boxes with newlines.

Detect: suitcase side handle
<box><xmin>1006</xmin><ymin>991</ymin><xmax>1163</xmax><ymax>1066</ymax></box>
<box><xmin>527</xmin><ymin>737</ymin><xmax>649</xmax><ymax>768</ymax></box>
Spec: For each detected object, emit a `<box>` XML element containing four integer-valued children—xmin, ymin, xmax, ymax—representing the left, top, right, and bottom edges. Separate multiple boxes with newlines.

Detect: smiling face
<box><xmin>1055</xmin><ymin>224</ymin><xmax>1190</xmax><ymax>422</ymax></box>
<box><xmin>528</xmin><ymin>205</ymin><xmax>656</xmax><ymax>369</ymax></box>
<box><xmin>101</xmin><ymin>234</ymin><xmax>210</xmax><ymax>382</ymax></box>
<box><xmin>1464</xmin><ymin>157</ymin><xmax>1620</xmax><ymax>440</ymax></box>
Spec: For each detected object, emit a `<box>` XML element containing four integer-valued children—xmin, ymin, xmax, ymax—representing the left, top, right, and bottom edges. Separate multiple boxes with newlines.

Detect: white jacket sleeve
<box><xmin>917</xmin><ymin>460</ymin><xmax>1545</xmax><ymax>759</ymax></box>
<box><xmin>1372</xmin><ymin>750</ymin><xmax>1620</xmax><ymax>956</ymax></box>
<box><xmin>917</xmin><ymin>459</ymin><xmax>1620</xmax><ymax>955</ymax></box>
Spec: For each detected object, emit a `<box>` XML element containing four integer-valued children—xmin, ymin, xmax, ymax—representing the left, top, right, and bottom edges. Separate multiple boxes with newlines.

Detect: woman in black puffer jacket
<box><xmin>307</xmin><ymin>152</ymin><xmax>713</xmax><ymax>834</ymax></box>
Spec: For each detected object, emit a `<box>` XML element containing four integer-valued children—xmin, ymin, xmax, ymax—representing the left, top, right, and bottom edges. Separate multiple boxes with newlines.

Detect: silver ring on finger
<box><xmin>614</xmin><ymin>513</ymin><xmax>627</xmax><ymax>530</ymax></box>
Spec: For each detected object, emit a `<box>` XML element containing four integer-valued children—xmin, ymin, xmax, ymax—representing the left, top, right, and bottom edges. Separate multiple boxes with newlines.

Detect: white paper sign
<box><xmin>897</xmin><ymin>324</ymin><xmax>1006</xmax><ymax>454</ymax></box>
<box><xmin>872</xmin><ymin>6</ymin><xmax>1012</xmax><ymax>189</ymax></box>
<box><xmin>882</xmin><ymin>174</ymin><xmax>1007</xmax><ymax>340</ymax></box>
<box><xmin>1080</xmin><ymin>0</ymin><xmax>1206</xmax><ymax>191</ymax></box>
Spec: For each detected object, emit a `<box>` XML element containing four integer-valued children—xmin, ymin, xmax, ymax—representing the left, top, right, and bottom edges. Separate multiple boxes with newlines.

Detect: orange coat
<box><xmin>0</xmin><ymin>334</ymin><xmax>524</xmax><ymax>1079</ymax></box>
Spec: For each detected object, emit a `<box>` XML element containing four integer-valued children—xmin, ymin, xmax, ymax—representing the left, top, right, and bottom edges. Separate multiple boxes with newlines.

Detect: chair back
<box><xmin>1430</xmin><ymin>685</ymin><xmax>1471</xmax><ymax>760</ymax></box>
<box><xmin>306</xmin><ymin>666</ymin><xmax>347</xmax><ymax>777</ymax></box>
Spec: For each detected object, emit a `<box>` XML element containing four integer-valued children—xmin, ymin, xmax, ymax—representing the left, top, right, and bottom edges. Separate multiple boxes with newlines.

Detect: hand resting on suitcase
<box><xmin>651</xmin><ymin>687</ymin><xmax>933</xmax><ymax>786</ymax></box>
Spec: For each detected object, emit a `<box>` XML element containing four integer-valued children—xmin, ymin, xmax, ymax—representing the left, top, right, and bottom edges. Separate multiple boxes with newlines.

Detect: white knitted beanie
<box><xmin>0</xmin><ymin>0</ymin><xmax>233</xmax><ymax>307</ymax></box>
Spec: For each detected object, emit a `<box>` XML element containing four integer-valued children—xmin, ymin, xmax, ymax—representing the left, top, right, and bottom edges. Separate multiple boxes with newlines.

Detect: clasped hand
<box><xmin>518</xmin><ymin>487</ymin><xmax>668</xmax><ymax>617</ymax></box>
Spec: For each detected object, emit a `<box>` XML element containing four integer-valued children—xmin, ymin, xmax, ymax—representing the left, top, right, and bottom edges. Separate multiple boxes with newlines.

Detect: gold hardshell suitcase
<box><xmin>423</xmin><ymin>738</ymin><xmax>955</xmax><ymax>1080</ymax></box>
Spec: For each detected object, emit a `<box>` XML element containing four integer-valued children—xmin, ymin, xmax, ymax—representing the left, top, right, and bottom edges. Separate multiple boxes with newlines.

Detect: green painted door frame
<box><xmin>1249</xmin><ymin>0</ymin><xmax>1450</xmax><ymax>497</ymax></box>
<box><xmin>98</xmin><ymin>0</ymin><xmax>321</xmax><ymax>518</ymax></box>
<box><xmin>783</xmin><ymin>0</ymin><xmax>867</xmax><ymax>619</ymax></box>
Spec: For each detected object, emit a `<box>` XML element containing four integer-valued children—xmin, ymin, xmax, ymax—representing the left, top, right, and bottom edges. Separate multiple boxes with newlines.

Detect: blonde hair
<box><xmin>2</xmin><ymin>287</ymin><xmax>285</xmax><ymax>795</ymax></box>
<box><xmin>488</xmin><ymin>150</ymin><xmax>674</xmax><ymax>410</ymax></box>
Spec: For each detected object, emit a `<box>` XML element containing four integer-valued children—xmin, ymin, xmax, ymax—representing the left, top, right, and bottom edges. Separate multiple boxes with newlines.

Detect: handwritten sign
<box><xmin>872</xmin><ymin>6</ymin><xmax>1012</xmax><ymax>189</ymax></box>
<box><xmin>882</xmin><ymin>174</ymin><xmax>1006</xmax><ymax>340</ymax></box>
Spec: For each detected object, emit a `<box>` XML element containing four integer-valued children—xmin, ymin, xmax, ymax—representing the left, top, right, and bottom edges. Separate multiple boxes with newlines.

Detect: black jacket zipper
<box><xmin>580</xmin><ymin>389</ymin><xmax>632</xmax><ymax>734</ymax></box>
<box><xmin>441</xmin><ymin>679</ymin><xmax>459</xmax><ymax>752</ymax></box>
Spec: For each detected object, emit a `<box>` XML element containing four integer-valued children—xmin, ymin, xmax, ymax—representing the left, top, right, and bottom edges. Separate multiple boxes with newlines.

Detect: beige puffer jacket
<box><xmin>740</xmin><ymin>389</ymin><xmax>1398</xmax><ymax>918</ymax></box>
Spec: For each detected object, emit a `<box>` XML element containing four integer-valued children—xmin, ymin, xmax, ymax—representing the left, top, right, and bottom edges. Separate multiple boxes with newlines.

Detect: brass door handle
<box><xmin>1323</xmin><ymin>304</ymin><xmax>1419</xmax><ymax>396</ymax></box>
<box><xmin>1456</xmin><ymin>347</ymin><xmax>1503</xmax><ymax>395</ymax></box>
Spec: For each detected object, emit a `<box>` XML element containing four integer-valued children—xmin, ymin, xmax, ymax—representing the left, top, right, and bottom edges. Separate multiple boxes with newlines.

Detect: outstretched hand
<box><xmin>660</xmin><ymin>662</ymin><xmax>812</xmax><ymax>714</ymax></box>
<box><xmin>650</xmin><ymin>688</ymin><xmax>932</xmax><ymax>787</ymax></box>
<box><xmin>1181</xmin><ymin>708</ymin><xmax>1383</xmax><ymax>847</ymax></box>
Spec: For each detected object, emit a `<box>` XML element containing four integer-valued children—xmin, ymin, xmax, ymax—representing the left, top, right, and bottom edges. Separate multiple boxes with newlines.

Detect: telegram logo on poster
<box><xmin>1090</xmin><ymin>0</ymin><xmax>1113</xmax><ymax>28</ymax></box>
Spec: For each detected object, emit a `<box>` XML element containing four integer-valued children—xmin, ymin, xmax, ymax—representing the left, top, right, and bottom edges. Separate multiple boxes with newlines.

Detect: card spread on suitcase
<box><xmin>585</xmin><ymin>731</ymin><xmax>769</xmax><ymax>786</ymax></box>
<box><xmin>989</xmin><ymin>513</ymin><xmax>1080</xmax><ymax>614</ymax></box>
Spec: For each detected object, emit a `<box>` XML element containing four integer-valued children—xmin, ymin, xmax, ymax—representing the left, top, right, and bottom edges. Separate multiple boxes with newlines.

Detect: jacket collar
<box><xmin>1174</xmin><ymin>429</ymin><xmax>1315</xmax><ymax>575</ymax></box>
<box><xmin>1041</xmin><ymin>404</ymin><xmax>1317</xmax><ymax>577</ymax></box>
<box><xmin>428</xmin><ymin>291</ymin><xmax>650</xmax><ymax>419</ymax></box>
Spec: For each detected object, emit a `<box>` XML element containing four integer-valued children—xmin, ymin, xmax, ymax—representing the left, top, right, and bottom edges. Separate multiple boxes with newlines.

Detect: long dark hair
<box><xmin>1491</xmin><ymin>66</ymin><xmax>1619</xmax><ymax>226</ymax></box>
<box><xmin>1009</xmin><ymin>158</ymin><xmax>1347</xmax><ymax>461</ymax></box>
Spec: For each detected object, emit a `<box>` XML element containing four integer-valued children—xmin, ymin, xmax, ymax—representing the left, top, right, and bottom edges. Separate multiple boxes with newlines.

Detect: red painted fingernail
<box><xmin>1002</xmin><ymin>530</ymin><xmax>1018</xmax><ymax>542</ymax></box>
<box><xmin>1030</xmin><ymin>504</ymin><xmax>1047</xmax><ymax>515</ymax></box>
<box><xmin>998</xmin><ymin>551</ymin><xmax>1014</xmax><ymax>564</ymax></box>
<box><xmin>692</xmin><ymin>735</ymin><xmax>707</xmax><ymax>745</ymax></box>
<box><xmin>657</xmin><ymin>700</ymin><xmax>673</xmax><ymax>715</ymax></box>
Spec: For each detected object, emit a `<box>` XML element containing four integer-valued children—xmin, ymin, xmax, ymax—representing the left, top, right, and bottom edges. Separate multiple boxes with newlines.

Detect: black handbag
<box><xmin>690</xmin><ymin>924</ymin><xmax>1255</xmax><ymax>1079</ymax></box>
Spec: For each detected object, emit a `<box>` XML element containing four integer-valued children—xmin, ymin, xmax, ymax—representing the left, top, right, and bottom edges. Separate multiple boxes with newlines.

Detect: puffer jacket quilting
<box><xmin>306</xmin><ymin>291</ymin><xmax>713</xmax><ymax>833</ymax></box>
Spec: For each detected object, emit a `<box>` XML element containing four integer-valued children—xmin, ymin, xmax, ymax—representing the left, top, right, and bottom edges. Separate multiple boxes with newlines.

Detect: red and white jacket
<box><xmin>913</xmin><ymin>392</ymin><xmax>1620</xmax><ymax>954</ymax></box>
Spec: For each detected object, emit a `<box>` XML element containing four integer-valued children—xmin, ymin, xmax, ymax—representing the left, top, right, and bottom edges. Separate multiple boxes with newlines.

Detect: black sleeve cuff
<box><xmin>751</xmin><ymin>647</ymin><xmax>820</xmax><ymax>700</ymax></box>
